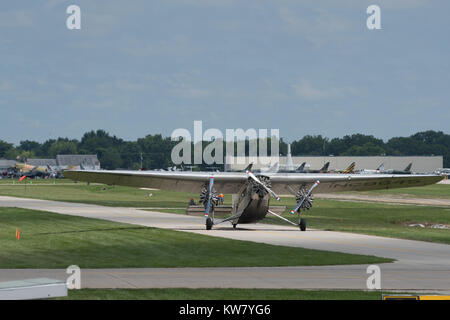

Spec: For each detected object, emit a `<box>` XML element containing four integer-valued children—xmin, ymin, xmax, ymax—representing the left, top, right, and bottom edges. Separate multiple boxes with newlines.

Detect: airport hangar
<box><xmin>225</xmin><ymin>156</ymin><xmax>443</xmax><ymax>173</ymax></box>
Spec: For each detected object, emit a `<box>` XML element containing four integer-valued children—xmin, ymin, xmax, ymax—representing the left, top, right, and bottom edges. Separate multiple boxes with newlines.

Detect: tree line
<box><xmin>0</xmin><ymin>130</ymin><xmax>449</xmax><ymax>169</ymax></box>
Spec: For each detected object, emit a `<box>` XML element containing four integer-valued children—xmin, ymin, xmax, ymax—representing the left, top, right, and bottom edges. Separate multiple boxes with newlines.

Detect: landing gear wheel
<box><xmin>232</xmin><ymin>223</ymin><xmax>237</xmax><ymax>229</ymax></box>
<box><xmin>299</xmin><ymin>218</ymin><xmax>306</xmax><ymax>231</ymax></box>
<box><xmin>206</xmin><ymin>217</ymin><xmax>213</xmax><ymax>230</ymax></box>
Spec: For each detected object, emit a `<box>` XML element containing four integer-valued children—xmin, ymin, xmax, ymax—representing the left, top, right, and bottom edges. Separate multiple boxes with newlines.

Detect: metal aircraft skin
<box><xmin>64</xmin><ymin>168</ymin><xmax>443</xmax><ymax>231</ymax></box>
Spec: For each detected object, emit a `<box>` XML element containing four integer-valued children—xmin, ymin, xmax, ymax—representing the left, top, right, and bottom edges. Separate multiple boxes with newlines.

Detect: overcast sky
<box><xmin>0</xmin><ymin>0</ymin><xmax>448</xmax><ymax>144</ymax></box>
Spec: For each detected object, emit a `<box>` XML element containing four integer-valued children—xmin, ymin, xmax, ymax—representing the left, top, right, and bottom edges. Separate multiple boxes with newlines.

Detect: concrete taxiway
<box><xmin>0</xmin><ymin>196</ymin><xmax>449</xmax><ymax>292</ymax></box>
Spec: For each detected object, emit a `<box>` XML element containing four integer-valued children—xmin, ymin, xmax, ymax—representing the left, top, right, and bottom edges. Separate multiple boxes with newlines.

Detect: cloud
<box><xmin>291</xmin><ymin>79</ymin><xmax>358</xmax><ymax>100</ymax></box>
<box><xmin>0</xmin><ymin>81</ymin><xmax>12</xmax><ymax>91</ymax></box>
<box><xmin>279</xmin><ymin>7</ymin><xmax>351</xmax><ymax>47</ymax></box>
<box><xmin>170</xmin><ymin>88</ymin><xmax>211</xmax><ymax>99</ymax></box>
<box><xmin>0</xmin><ymin>10</ymin><xmax>34</xmax><ymax>28</ymax></box>
<box><xmin>121</xmin><ymin>35</ymin><xmax>197</xmax><ymax>58</ymax></box>
<box><xmin>171</xmin><ymin>0</ymin><xmax>237</xmax><ymax>7</ymax></box>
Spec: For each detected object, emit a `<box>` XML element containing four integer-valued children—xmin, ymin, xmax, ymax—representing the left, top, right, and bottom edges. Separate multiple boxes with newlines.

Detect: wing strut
<box><xmin>204</xmin><ymin>176</ymin><xmax>215</xmax><ymax>230</ymax></box>
<box><xmin>267</xmin><ymin>209</ymin><xmax>298</xmax><ymax>226</ymax></box>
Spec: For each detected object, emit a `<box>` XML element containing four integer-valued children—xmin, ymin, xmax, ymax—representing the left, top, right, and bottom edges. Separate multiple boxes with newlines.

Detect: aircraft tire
<box><xmin>299</xmin><ymin>218</ymin><xmax>306</xmax><ymax>231</ymax></box>
<box><xmin>206</xmin><ymin>217</ymin><xmax>213</xmax><ymax>230</ymax></box>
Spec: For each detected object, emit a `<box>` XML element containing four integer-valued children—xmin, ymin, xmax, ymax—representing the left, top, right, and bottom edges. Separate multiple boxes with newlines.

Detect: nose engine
<box><xmin>249</xmin><ymin>175</ymin><xmax>272</xmax><ymax>199</ymax></box>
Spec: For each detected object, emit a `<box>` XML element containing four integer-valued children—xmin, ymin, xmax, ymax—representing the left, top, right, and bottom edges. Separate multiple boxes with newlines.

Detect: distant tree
<box><xmin>291</xmin><ymin>135</ymin><xmax>328</xmax><ymax>156</ymax></box>
<box><xmin>0</xmin><ymin>140</ymin><xmax>14</xmax><ymax>158</ymax></box>
<box><xmin>79</xmin><ymin>130</ymin><xmax>123</xmax><ymax>152</ymax></box>
<box><xmin>119</xmin><ymin>141</ymin><xmax>142</xmax><ymax>169</ymax></box>
<box><xmin>48</xmin><ymin>138</ymin><xmax>78</xmax><ymax>157</ymax></box>
<box><xmin>96</xmin><ymin>147</ymin><xmax>122</xmax><ymax>170</ymax></box>
<box><xmin>328</xmin><ymin>134</ymin><xmax>385</xmax><ymax>156</ymax></box>
<box><xmin>341</xmin><ymin>142</ymin><xmax>386</xmax><ymax>156</ymax></box>
<box><xmin>18</xmin><ymin>140</ymin><xmax>42</xmax><ymax>155</ymax></box>
<box><xmin>0</xmin><ymin>129</ymin><xmax>448</xmax><ymax>169</ymax></box>
<box><xmin>137</xmin><ymin>134</ymin><xmax>176</xmax><ymax>169</ymax></box>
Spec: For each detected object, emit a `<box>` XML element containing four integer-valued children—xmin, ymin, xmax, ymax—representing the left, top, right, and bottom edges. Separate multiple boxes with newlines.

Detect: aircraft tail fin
<box><xmin>267</xmin><ymin>162</ymin><xmax>279</xmax><ymax>172</ymax></box>
<box><xmin>297</xmin><ymin>162</ymin><xmax>306</xmax><ymax>172</ymax></box>
<box><xmin>320</xmin><ymin>162</ymin><xmax>330</xmax><ymax>173</ymax></box>
<box><xmin>404</xmin><ymin>163</ymin><xmax>412</xmax><ymax>172</ymax></box>
<box><xmin>343</xmin><ymin>162</ymin><xmax>356</xmax><ymax>173</ymax></box>
<box><xmin>244</xmin><ymin>163</ymin><xmax>253</xmax><ymax>172</ymax></box>
<box><xmin>377</xmin><ymin>162</ymin><xmax>385</xmax><ymax>171</ymax></box>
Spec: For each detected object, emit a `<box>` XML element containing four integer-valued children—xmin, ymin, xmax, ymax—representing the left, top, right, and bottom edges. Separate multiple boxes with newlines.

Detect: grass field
<box><xmin>267</xmin><ymin>199</ymin><xmax>450</xmax><ymax>244</ymax></box>
<box><xmin>0</xmin><ymin>180</ymin><xmax>448</xmax><ymax>244</ymax></box>
<box><xmin>0</xmin><ymin>179</ymin><xmax>199</xmax><ymax>207</ymax></box>
<box><xmin>361</xmin><ymin>183</ymin><xmax>450</xmax><ymax>199</ymax></box>
<box><xmin>0</xmin><ymin>207</ymin><xmax>391</xmax><ymax>268</ymax></box>
<box><xmin>57</xmin><ymin>288</ymin><xmax>404</xmax><ymax>300</ymax></box>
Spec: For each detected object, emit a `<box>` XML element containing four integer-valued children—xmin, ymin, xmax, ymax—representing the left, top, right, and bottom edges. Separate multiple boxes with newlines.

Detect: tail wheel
<box><xmin>206</xmin><ymin>217</ymin><xmax>213</xmax><ymax>230</ymax></box>
<box><xmin>299</xmin><ymin>218</ymin><xmax>306</xmax><ymax>231</ymax></box>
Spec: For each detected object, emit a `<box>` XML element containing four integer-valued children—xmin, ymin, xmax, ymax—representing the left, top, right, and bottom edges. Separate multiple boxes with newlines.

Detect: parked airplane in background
<box><xmin>307</xmin><ymin>162</ymin><xmax>330</xmax><ymax>173</ymax></box>
<box><xmin>435</xmin><ymin>168</ymin><xmax>450</xmax><ymax>175</ymax></box>
<box><xmin>329</xmin><ymin>162</ymin><xmax>356</xmax><ymax>174</ymax></box>
<box><xmin>278</xmin><ymin>162</ymin><xmax>307</xmax><ymax>173</ymax></box>
<box><xmin>14</xmin><ymin>163</ymin><xmax>49</xmax><ymax>180</ymax></box>
<box><xmin>384</xmin><ymin>163</ymin><xmax>413</xmax><ymax>175</ymax></box>
<box><xmin>358</xmin><ymin>162</ymin><xmax>385</xmax><ymax>174</ymax></box>
<box><xmin>357</xmin><ymin>163</ymin><xmax>413</xmax><ymax>175</ymax></box>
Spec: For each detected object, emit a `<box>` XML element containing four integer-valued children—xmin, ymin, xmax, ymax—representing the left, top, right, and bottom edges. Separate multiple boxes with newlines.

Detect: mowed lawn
<box><xmin>0</xmin><ymin>180</ymin><xmax>449</xmax><ymax>244</ymax></box>
<box><xmin>58</xmin><ymin>288</ymin><xmax>401</xmax><ymax>300</ymax></box>
<box><xmin>270</xmin><ymin>199</ymin><xmax>450</xmax><ymax>244</ymax></box>
<box><xmin>0</xmin><ymin>179</ymin><xmax>199</xmax><ymax>208</ymax></box>
<box><xmin>360</xmin><ymin>183</ymin><xmax>450</xmax><ymax>199</ymax></box>
<box><xmin>0</xmin><ymin>207</ymin><xmax>391</xmax><ymax>268</ymax></box>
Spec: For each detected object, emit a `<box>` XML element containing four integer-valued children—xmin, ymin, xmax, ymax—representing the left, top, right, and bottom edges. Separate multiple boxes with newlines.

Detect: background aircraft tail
<box><xmin>343</xmin><ymin>162</ymin><xmax>356</xmax><ymax>173</ymax></box>
<box><xmin>404</xmin><ymin>163</ymin><xmax>412</xmax><ymax>172</ymax></box>
<box><xmin>320</xmin><ymin>162</ymin><xmax>330</xmax><ymax>172</ymax></box>
<box><xmin>296</xmin><ymin>162</ymin><xmax>306</xmax><ymax>172</ymax></box>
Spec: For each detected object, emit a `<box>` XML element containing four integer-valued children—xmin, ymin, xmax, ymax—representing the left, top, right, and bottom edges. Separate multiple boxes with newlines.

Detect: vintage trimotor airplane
<box><xmin>64</xmin><ymin>168</ymin><xmax>443</xmax><ymax>231</ymax></box>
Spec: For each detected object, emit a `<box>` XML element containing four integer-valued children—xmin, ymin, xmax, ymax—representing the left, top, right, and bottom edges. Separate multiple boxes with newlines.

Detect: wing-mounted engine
<box><xmin>199</xmin><ymin>184</ymin><xmax>219</xmax><ymax>209</ymax></box>
<box><xmin>199</xmin><ymin>176</ymin><xmax>220</xmax><ymax>230</ymax></box>
<box><xmin>294</xmin><ymin>185</ymin><xmax>315</xmax><ymax>211</ymax></box>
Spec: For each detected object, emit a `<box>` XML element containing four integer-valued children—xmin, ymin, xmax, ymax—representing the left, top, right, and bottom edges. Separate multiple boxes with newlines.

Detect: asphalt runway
<box><xmin>0</xmin><ymin>196</ymin><xmax>449</xmax><ymax>292</ymax></box>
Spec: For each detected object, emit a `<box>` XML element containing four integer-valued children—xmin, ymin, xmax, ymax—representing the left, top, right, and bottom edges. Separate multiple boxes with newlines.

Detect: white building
<box><xmin>226</xmin><ymin>155</ymin><xmax>443</xmax><ymax>174</ymax></box>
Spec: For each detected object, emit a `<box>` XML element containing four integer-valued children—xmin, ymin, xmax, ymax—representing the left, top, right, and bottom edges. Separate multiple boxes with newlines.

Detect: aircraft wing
<box><xmin>267</xmin><ymin>173</ymin><xmax>442</xmax><ymax>194</ymax></box>
<box><xmin>64</xmin><ymin>170</ymin><xmax>443</xmax><ymax>195</ymax></box>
